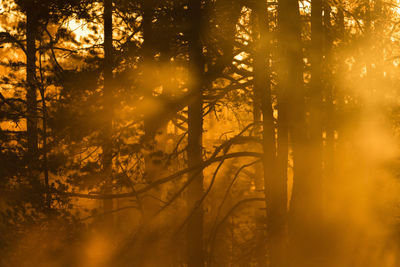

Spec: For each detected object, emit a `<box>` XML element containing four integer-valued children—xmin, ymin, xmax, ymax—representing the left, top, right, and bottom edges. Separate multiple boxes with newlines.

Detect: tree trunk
<box><xmin>26</xmin><ymin>0</ymin><xmax>38</xmax><ymax>183</ymax></box>
<box><xmin>252</xmin><ymin>2</ymin><xmax>287</xmax><ymax>266</ymax></box>
<box><xmin>323</xmin><ymin>1</ymin><xmax>335</xmax><ymax>203</ymax></box>
<box><xmin>309</xmin><ymin>0</ymin><xmax>324</xmax><ymax>189</ymax></box>
<box><xmin>102</xmin><ymin>0</ymin><xmax>114</xmax><ymax>229</ymax></box>
<box><xmin>38</xmin><ymin>49</ymin><xmax>51</xmax><ymax>211</ymax></box>
<box><xmin>187</xmin><ymin>0</ymin><xmax>204</xmax><ymax>266</ymax></box>
<box><xmin>278</xmin><ymin>0</ymin><xmax>318</xmax><ymax>265</ymax></box>
<box><xmin>280</xmin><ymin>0</ymin><xmax>325</xmax><ymax>265</ymax></box>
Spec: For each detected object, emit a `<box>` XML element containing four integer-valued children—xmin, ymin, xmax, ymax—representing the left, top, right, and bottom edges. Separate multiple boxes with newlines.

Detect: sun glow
<box><xmin>395</xmin><ymin>0</ymin><xmax>400</xmax><ymax>15</ymax></box>
<box><xmin>66</xmin><ymin>19</ymin><xmax>92</xmax><ymax>42</ymax></box>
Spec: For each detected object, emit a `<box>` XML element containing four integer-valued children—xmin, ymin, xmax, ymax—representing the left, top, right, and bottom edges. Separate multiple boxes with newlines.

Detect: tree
<box><xmin>102</xmin><ymin>0</ymin><xmax>114</xmax><ymax>230</ymax></box>
<box><xmin>25</xmin><ymin>0</ymin><xmax>39</xmax><ymax>197</ymax></box>
<box><xmin>276</xmin><ymin>0</ymin><xmax>317</xmax><ymax>265</ymax></box>
<box><xmin>186</xmin><ymin>0</ymin><xmax>205</xmax><ymax>265</ymax></box>
<box><xmin>252</xmin><ymin>1</ymin><xmax>287</xmax><ymax>266</ymax></box>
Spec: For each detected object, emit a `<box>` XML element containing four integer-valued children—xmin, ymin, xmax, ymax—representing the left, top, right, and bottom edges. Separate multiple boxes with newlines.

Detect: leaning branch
<box><xmin>55</xmin><ymin>151</ymin><xmax>262</xmax><ymax>200</ymax></box>
<box><xmin>0</xmin><ymin>32</ymin><xmax>27</xmax><ymax>55</ymax></box>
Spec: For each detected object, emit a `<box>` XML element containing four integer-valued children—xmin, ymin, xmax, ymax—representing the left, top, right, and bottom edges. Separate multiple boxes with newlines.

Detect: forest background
<box><xmin>1</xmin><ymin>0</ymin><xmax>400</xmax><ymax>266</ymax></box>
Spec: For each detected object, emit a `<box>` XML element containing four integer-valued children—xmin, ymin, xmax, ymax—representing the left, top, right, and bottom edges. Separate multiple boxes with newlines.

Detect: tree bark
<box><xmin>277</xmin><ymin>0</ymin><xmax>316</xmax><ymax>265</ymax></box>
<box><xmin>187</xmin><ymin>0</ymin><xmax>204</xmax><ymax>266</ymax></box>
<box><xmin>102</xmin><ymin>0</ymin><xmax>114</xmax><ymax>229</ymax></box>
<box><xmin>323</xmin><ymin>1</ymin><xmax>335</xmax><ymax>203</ymax></box>
<box><xmin>280</xmin><ymin>0</ymin><xmax>325</xmax><ymax>265</ymax></box>
<box><xmin>252</xmin><ymin>2</ymin><xmax>287</xmax><ymax>266</ymax></box>
<box><xmin>310</xmin><ymin>0</ymin><xmax>324</xmax><ymax>183</ymax></box>
<box><xmin>26</xmin><ymin>0</ymin><xmax>38</xmax><ymax>182</ymax></box>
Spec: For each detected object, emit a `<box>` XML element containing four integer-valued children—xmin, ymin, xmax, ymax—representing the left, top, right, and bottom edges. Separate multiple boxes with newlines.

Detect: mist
<box><xmin>2</xmin><ymin>0</ymin><xmax>400</xmax><ymax>266</ymax></box>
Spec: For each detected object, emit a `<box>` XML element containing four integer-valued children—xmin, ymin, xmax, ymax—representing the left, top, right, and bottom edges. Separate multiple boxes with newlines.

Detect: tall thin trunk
<box><xmin>365</xmin><ymin>0</ymin><xmax>373</xmax><ymax>80</ymax></box>
<box><xmin>337</xmin><ymin>2</ymin><xmax>344</xmax><ymax>41</ymax></box>
<box><xmin>42</xmin><ymin>94</ymin><xmax>50</xmax><ymax>210</ymax></box>
<box><xmin>278</xmin><ymin>0</ymin><xmax>305</xmax><ymax>214</ymax></box>
<box><xmin>278</xmin><ymin>0</ymin><xmax>320</xmax><ymax>265</ymax></box>
<box><xmin>374</xmin><ymin>0</ymin><xmax>383</xmax><ymax>72</ymax></box>
<box><xmin>250</xmin><ymin>13</ymin><xmax>265</xmax><ymax>266</ymax></box>
<box><xmin>282</xmin><ymin>0</ymin><xmax>325</xmax><ymax>265</ymax></box>
<box><xmin>251</xmin><ymin>51</ymin><xmax>265</xmax><ymax>267</ymax></box>
<box><xmin>252</xmin><ymin>92</ymin><xmax>262</xmax><ymax>190</ymax></box>
<box><xmin>251</xmin><ymin>71</ymin><xmax>265</xmax><ymax>267</ymax></box>
<box><xmin>187</xmin><ymin>0</ymin><xmax>204</xmax><ymax>266</ymax></box>
<box><xmin>38</xmin><ymin>50</ymin><xmax>50</xmax><ymax>211</ymax></box>
<box><xmin>310</xmin><ymin>0</ymin><xmax>323</xmax><ymax>190</ymax></box>
<box><xmin>333</xmin><ymin>0</ymin><xmax>346</xmax><ymax>175</ymax></box>
<box><xmin>307</xmin><ymin>0</ymin><xmax>325</xmax><ymax>262</ymax></box>
<box><xmin>323</xmin><ymin>2</ymin><xmax>335</xmax><ymax>202</ymax></box>
<box><xmin>26</xmin><ymin>0</ymin><xmax>38</xmax><ymax>182</ymax></box>
<box><xmin>373</xmin><ymin>0</ymin><xmax>383</xmax><ymax>88</ymax></box>
<box><xmin>253</xmin><ymin>2</ymin><xmax>287</xmax><ymax>266</ymax></box>
<box><xmin>102</xmin><ymin>0</ymin><xmax>114</xmax><ymax>228</ymax></box>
